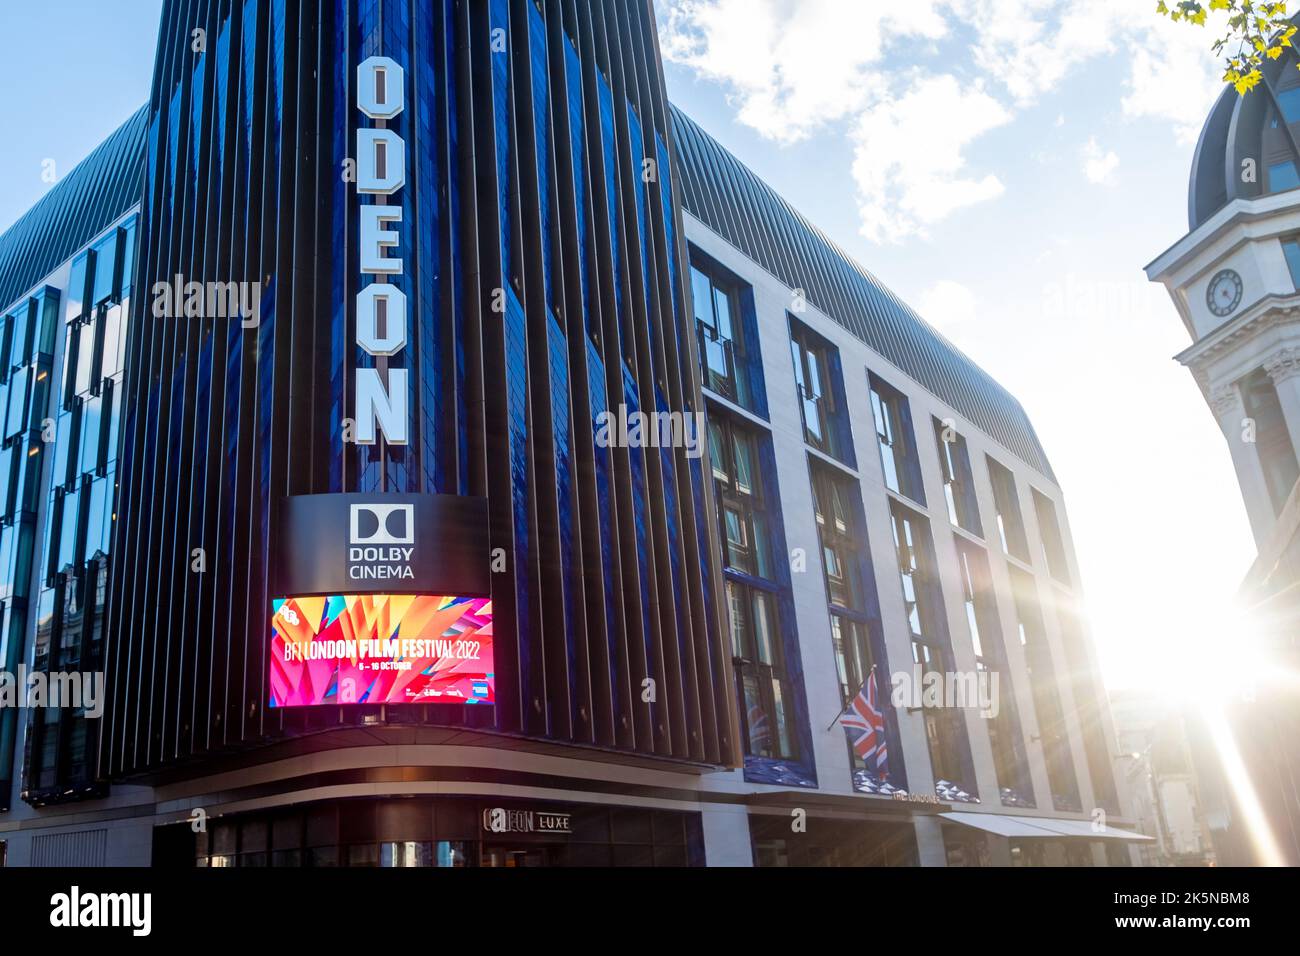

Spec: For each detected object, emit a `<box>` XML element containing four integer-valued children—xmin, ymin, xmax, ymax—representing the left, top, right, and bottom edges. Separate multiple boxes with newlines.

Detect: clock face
<box><xmin>1206</xmin><ymin>269</ymin><xmax>1244</xmax><ymax>318</ymax></box>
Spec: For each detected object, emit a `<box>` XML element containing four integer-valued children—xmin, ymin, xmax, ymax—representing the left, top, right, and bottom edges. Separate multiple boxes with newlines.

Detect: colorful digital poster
<box><xmin>269</xmin><ymin>594</ymin><xmax>494</xmax><ymax>707</ymax></box>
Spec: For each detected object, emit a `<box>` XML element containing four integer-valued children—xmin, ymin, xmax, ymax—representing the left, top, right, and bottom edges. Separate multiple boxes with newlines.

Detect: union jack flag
<box><xmin>839</xmin><ymin>667</ymin><xmax>889</xmax><ymax>778</ymax></box>
<box><xmin>747</xmin><ymin>703</ymin><xmax>772</xmax><ymax>753</ymax></box>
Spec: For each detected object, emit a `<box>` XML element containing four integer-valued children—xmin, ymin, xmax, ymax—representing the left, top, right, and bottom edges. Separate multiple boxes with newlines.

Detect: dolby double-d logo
<box><xmin>348</xmin><ymin>503</ymin><xmax>416</xmax><ymax>581</ymax></box>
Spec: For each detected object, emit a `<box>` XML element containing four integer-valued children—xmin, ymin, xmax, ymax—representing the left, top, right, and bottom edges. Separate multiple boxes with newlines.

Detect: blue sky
<box><xmin>0</xmin><ymin>1</ymin><xmax>1255</xmax><ymax>694</ymax></box>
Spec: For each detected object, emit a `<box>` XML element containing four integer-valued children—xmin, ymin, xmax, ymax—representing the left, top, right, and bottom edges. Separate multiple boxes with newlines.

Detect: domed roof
<box><xmin>1189</xmin><ymin>44</ymin><xmax>1300</xmax><ymax>231</ymax></box>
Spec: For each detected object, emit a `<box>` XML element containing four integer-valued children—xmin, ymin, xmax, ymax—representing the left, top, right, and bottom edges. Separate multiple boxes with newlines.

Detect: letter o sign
<box><xmin>357</xmin><ymin>55</ymin><xmax>404</xmax><ymax>119</ymax></box>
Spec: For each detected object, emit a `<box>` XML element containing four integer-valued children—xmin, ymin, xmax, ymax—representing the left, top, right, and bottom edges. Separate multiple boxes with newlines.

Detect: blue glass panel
<box><xmin>1270</xmin><ymin>160</ymin><xmax>1300</xmax><ymax>192</ymax></box>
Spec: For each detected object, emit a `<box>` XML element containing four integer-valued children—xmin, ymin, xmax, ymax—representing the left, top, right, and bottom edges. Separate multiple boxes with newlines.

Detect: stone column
<box><xmin>1264</xmin><ymin>347</ymin><xmax>1300</xmax><ymax>488</ymax></box>
<box><xmin>1209</xmin><ymin>382</ymin><xmax>1278</xmax><ymax>547</ymax></box>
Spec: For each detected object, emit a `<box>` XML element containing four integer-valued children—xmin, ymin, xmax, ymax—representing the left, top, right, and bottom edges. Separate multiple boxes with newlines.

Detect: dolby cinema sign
<box><xmin>354</xmin><ymin>55</ymin><xmax>409</xmax><ymax>447</ymax></box>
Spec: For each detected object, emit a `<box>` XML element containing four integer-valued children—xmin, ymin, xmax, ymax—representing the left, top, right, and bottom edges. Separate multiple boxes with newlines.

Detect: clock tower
<box><xmin>1145</xmin><ymin>40</ymin><xmax>1300</xmax><ymax>867</ymax></box>
<box><xmin>1146</xmin><ymin>70</ymin><xmax>1300</xmax><ymax>548</ymax></box>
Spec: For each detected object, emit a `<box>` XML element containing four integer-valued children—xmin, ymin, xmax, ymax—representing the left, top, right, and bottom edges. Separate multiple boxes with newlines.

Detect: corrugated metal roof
<box><xmin>670</xmin><ymin>106</ymin><xmax>1057</xmax><ymax>481</ymax></box>
<box><xmin>0</xmin><ymin>106</ymin><xmax>147</xmax><ymax>313</ymax></box>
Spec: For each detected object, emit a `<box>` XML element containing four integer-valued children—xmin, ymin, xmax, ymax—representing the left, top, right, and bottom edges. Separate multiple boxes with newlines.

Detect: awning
<box><xmin>940</xmin><ymin>811</ymin><xmax>1154</xmax><ymax>843</ymax></box>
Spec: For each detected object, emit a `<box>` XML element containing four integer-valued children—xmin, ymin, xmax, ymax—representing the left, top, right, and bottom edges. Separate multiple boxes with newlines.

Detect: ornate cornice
<box><xmin>1265</xmin><ymin>347</ymin><xmax>1300</xmax><ymax>386</ymax></box>
<box><xmin>1208</xmin><ymin>384</ymin><xmax>1241</xmax><ymax>417</ymax></box>
<box><xmin>1176</xmin><ymin>301</ymin><xmax>1300</xmax><ymax>374</ymax></box>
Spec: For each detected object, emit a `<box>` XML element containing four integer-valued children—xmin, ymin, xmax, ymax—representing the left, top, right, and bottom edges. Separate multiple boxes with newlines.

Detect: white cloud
<box><xmin>658</xmin><ymin>0</ymin><xmax>948</xmax><ymax>143</ymax></box>
<box><xmin>1082</xmin><ymin>136</ymin><xmax>1120</xmax><ymax>184</ymax></box>
<box><xmin>915</xmin><ymin>279</ymin><xmax>979</xmax><ymax>331</ymax></box>
<box><xmin>1120</xmin><ymin>27</ymin><xmax>1224</xmax><ymax>143</ymax></box>
<box><xmin>658</xmin><ymin>0</ymin><xmax>1226</xmax><ymax>240</ymax></box>
<box><xmin>851</xmin><ymin>75</ymin><xmax>1011</xmax><ymax>242</ymax></box>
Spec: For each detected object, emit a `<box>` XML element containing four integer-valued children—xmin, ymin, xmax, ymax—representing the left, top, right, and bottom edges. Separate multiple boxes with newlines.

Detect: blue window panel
<box><xmin>10</xmin><ymin>303</ymin><xmax>32</xmax><ymax>365</ymax></box>
<box><xmin>120</xmin><ymin>218</ymin><xmax>136</xmax><ymax>300</ymax></box>
<box><xmin>622</xmin><ymin>364</ymin><xmax>656</xmax><ymax>728</ymax></box>
<box><xmin>564</xmin><ymin>39</ymin><xmax>592</xmax><ymax>341</ymax></box>
<box><xmin>67</xmin><ymin>253</ymin><xmax>91</xmax><ymax>322</ymax></box>
<box><xmin>51</xmin><ymin>410</ymin><xmax>74</xmax><ymax>491</ymax></box>
<box><xmin>90</xmin><ymin>231</ymin><xmax>117</xmax><ymax>308</ymax></box>
<box><xmin>5</xmin><ymin>367</ymin><xmax>29</xmax><ymax>441</ymax></box>
<box><xmin>0</xmin><ymin>445</ymin><xmax>13</xmax><ymax>519</ymax></box>
<box><xmin>597</xmin><ymin>77</ymin><xmax>627</xmax><ymax>352</ymax></box>
<box><xmin>586</xmin><ymin>340</ymin><xmax>621</xmax><ymax>717</ymax></box>
<box><xmin>74</xmin><ymin>319</ymin><xmax>97</xmax><ymax>397</ymax></box>
<box><xmin>33</xmin><ymin>290</ymin><xmax>59</xmax><ymax>358</ymax></box>
<box><xmin>504</xmin><ymin>288</ymin><xmax>533</xmax><ymax>715</ymax></box>
<box><xmin>167</xmin><ymin>85</ymin><xmax>182</xmax><ymax>206</ymax></box>
<box><xmin>491</xmin><ymin>0</ymin><xmax>513</xmax><ymax>278</ymax></box>
<box><xmin>1285</xmin><ymin>240</ymin><xmax>1300</xmax><ymax>289</ymax></box>
<box><xmin>528</xmin><ymin>3</ymin><xmax>555</xmax><ymax>310</ymax></box>
<box><xmin>1270</xmin><ymin>160</ymin><xmax>1300</xmax><ymax>192</ymax></box>
<box><xmin>1280</xmin><ymin>87</ymin><xmax>1300</xmax><ymax>124</ymax></box>
<box><xmin>104</xmin><ymin>380</ymin><xmax>121</xmax><ymax>469</ymax></box>
<box><xmin>444</xmin><ymin>0</ymin><xmax>469</xmax><ymax>496</ymax></box>
<box><xmin>101</xmin><ymin>305</ymin><xmax>124</xmax><ymax>379</ymax></box>
<box><xmin>627</xmin><ymin>105</ymin><xmax>654</xmax><ymax>324</ymax></box>
<box><xmin>84</xmin><ymin>476</ymin><xmax>109</xmax><ymax>561</ymax></box>
<box><xmin>56</xmin><ymin>488</ymin><xmax>79</xmax><ymax>574</ymax></box>
<box><xmin>0</xmin><ymin>527</ymin><xmax>11</xmax><ymax>602</ymax></box>
<box><xmin>215</xmin><ymin>20</ymin><xmax>231</xmax><ymax>170</ymax></box>
<box><xmin>414</xmin><ymin>0</ymin><xmax>442</xmax><ymax>494</ymax></box>
<box><xmin>548</xmin><ymin>312</ymin><xmax>578</xmax><ymax>706</ymax></box>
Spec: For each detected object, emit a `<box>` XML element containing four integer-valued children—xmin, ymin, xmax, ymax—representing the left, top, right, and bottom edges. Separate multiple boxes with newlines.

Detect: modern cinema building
<box><xmin>0</xmin><ymin>0</ymin><xmax>1144</xmax><ymax>868</ymax></box>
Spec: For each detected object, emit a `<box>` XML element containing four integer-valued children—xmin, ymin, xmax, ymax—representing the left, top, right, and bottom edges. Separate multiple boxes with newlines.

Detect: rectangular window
<box><xmin>692</xmin><ymin>264</ymin><xmax>747</xmax><ymax>405</ymax></box>
<box><xmin>728</xmin><ymin>580</ymin><xmax>795</xmax><ymax>760</ymax></box>
<box><xmin>986</xmin><ymin>455</ymin><xmax>1030</xmax><ymax>562</ymax></box>
<box><xmin>868</xmin><ymin>373</ymin><xmax>924</xmax><ymax>504</ymax></box>
<box><xmin>1279</xmin><ymin>86</ymin><xmax>1300</xmax><ymax>123</ymax></box>
<box><xmin>934</xmin><ymin>418</ymin><xmax>982</xmax><ymax>535</ymax></box>
<box><xmin>1283</xmin><ymin>238</ymin><xmax>1300</xmax><ymax>290</ymax></box>
<box><xmin>1009</xmin><ymin>567</ymin><xmax>1081</xmax><ymax>812</ymax></box>
<box><xmin>890</xmin><ymin>501</ymin><xmax>973</xmax><ymax>795</ymax></box>
<box><xmin>710</xmin><ymin>413</ymin><xmax>796</xmax><ymax>762</ymax></box>
<box><xmin>709</xmin><ymin>416</ymin><xmax>771</xmax><ymax>579</ymax></box>
<box><xmin>955</xmin><ymin>538</ymin><xmax>1033</xmax><ymax>807</ymax></box>
<box><xmin>811</xmin><ymin>463</ymin><xmax>886</xmax><ymax>781</ymax></box>
<box><xmin>1031</xmin><ymin>489</ymin><xmax>1071</xmax><ymax>585</ymax></box>
<box><xmin>790</xmin><ymin>322</ymin><xmax>844</xmax><ymax>458</ymax></box>
<box><xmin>1270</xmin><ymin>160</ymin><xmax>1300</xmax><ymax>192</ymax></box>
<box><xmin>1057</xmin><ymin>612</ymin><xmax>1119</xmax><ymax>815</ymax></box>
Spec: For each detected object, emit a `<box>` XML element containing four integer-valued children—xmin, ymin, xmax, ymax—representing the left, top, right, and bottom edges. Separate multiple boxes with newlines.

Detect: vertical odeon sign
<box><xmin>355</xmin><ymin>55</ymin><xmax>409</xmax><ymax>446</ymax></box>
<box><xmin>265</xmin><ymin>55</ymin><xmax>495</xmax><ymax>711</ymax></box>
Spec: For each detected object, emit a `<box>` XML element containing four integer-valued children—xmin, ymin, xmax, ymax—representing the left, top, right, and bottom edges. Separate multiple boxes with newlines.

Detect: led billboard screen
<box><xmin>269</xmin><ymin>594</ymin><xmax>494</xmax><ymax>707</ymax></box>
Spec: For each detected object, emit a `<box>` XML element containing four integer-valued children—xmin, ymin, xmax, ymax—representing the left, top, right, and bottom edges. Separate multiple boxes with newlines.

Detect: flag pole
<box><xmin>824</xmin><ymin>666</ymin><xmax>874</xmax><ymax>733</ymax></box>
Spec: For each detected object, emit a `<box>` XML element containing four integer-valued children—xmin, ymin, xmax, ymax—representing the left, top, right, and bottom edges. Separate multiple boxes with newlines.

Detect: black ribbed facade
<box><xmin>101</xmin><ymin>0</ymin><xmax>739</xmax><ymax>779</ymax></box>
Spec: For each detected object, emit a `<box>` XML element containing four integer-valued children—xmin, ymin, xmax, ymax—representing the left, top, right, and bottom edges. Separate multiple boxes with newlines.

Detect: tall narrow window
<box><xmin>955</xmin><ymin>538</ymin><xmax>1033</xmax><ymax>807</ymax></box>
<box><xmin>692</xmin><ymin>264</ymin><xmax>744</xmax><ymax>404</ymax></box>
<box><xmin>710</xmin><ymin>415</ymin><xmax>794</xmax><ymax>761</ymax></box>
<box><xmin>1031</xmin><ymin>489</ymin><xmax>1071</xmax><ymax>585</ymax></box>
<box><xmin>868</xmin><ymin>373</ymin><xmax>924</xmax><ymax>503</ymax></box>
<box><xmin>811</xmin><ymin>464</ymin><xmax>884</xmax><ymax>787</ymax></box>
<box><xmin>1057</xmin><ymin>611</ymin><xmax>1119</xmax><ymax>815</ymax></box>
<box><xmin>790</xmin><ymin>333</ymin><xmax>830</xmax><ymax>450</ymax></box>
<box><xmin>728</xmin><ymin>582</ymin><xmax>795</xmax><ymax>760</ymax></box>
<box><xmin>986</xmin><ymin>455</ymin><xmax>1030</xmax><ymax>562</ymax></box>
<box><xmin>934</xmin><ymin>418</ymin><xmax>982</xmax><ymax>535</ymax></box>
<box><xmin>890</xmin><ymin>501</ymin><xmax>975</xmax><ymax>799</ymax></box>
<box><xmin>1009</xmin><ymin>567</ymin><xmax>1081</xmax><ymax>812</ymax></box>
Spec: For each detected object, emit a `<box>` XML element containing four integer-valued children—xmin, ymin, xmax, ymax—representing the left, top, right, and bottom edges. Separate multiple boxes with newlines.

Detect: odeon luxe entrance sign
<box><xmin>355</xmin><ymin>55</ymin><xmax>409</xmax><ymax>446</ymax></box>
